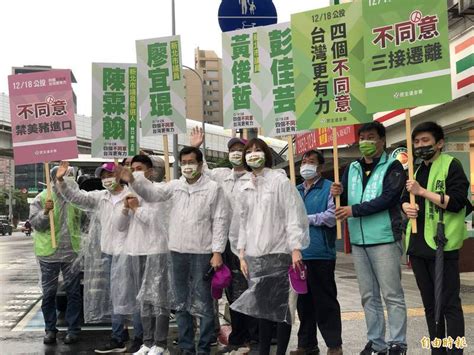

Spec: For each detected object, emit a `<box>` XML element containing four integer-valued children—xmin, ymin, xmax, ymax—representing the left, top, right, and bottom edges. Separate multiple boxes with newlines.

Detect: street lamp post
<box><xmin>183</xmin><ymin>65</ymin><xmax>207</xmax><ymax>156</ymax></box>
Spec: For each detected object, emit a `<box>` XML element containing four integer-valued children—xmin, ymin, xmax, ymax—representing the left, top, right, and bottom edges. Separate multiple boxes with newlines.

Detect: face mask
<box><xmin>181</xmin><ymin>164</ymin><xmax>199</xmax><ymax>179</ymax></box>
<box><xmin>359</xmin><ymin>140</ymin><xmax>377</xmax><ymax>157</ymax></box>
<box><xmin>414</xmin><ymin>145</ymin><xmax>436</xmax><ymax>161</ymax></box>
<box><xmin>132</xmin><ymin>171</ymin><xmax>145</xmax><ymax>179</ymax></box>
<box><xmin>246</xmin><ymin>152</ymin><xmax>265</xmax><ymax>169</ymax></box>
<box><xmin>300</xmin><ymin>164</ymin><xmax>318</xmax><ymax>180</ymax></box>
<box><xmin>102</xmin><ymin>177</ymin><xmax>118</xmax><ymax>191</ymax></box>
<box><xmin>229</xmin><ymin>151</ymin><xmax>243</xmax><ymax>167</ymax></box>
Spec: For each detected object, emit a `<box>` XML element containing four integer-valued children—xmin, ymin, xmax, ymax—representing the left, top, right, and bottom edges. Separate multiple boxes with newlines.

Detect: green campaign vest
<box><xmin>33</xmin><ymin>190</ymin><xmax>82</xmax><ymax>257</ymax></box>
<box><xmin>406</xmin><ymin>154</ymin><xmax>467</xmax><ymax>251</ymax></box>
<box><xmin>347</xmin><ymin>152</ymin><xmax>396</xmax><ymax>245</ymax></box>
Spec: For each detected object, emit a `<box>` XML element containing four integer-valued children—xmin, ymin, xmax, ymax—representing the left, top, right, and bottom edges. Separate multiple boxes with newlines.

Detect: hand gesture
<box><xmin>330</xmin><ymin>182</ymin><xmax>343</xmax><ymax>197</ymax></box>
<box><xmin>44</xmin><ymin>199</ymin><xmax>54</xmax><ymax>214</ymax></box>
<box><xmin>115</xmin><ymin>165</ymin><xmax>134</xmax><ymax>183</ymax></box>
<box><xmin>190</xmin><ymin>126</ymin><xmax>204</xmax><ymax>148</ymax></box>
<box><xmin>56</xmin><ymin>161</ymin><xmax>70</xmax><ymax>181</ymax></box>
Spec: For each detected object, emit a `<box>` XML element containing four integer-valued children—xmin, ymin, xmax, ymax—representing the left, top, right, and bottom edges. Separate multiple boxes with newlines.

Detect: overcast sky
<box><xmin>1</xmin><ymin>0</ymin><xmax>330</xmax><ymax>116</ymax></box>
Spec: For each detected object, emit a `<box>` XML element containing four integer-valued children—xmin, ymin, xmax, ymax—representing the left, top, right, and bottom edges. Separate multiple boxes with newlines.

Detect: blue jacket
<box><xmin>297</xmin><ymin>178</ymin><xmax>337</xmax><ymax>260</ymax></box>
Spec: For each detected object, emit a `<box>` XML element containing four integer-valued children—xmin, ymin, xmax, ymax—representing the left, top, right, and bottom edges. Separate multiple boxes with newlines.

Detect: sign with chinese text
<box><xmin>292</xmin><ymin>2</ymin><xmax>371</xmax><ymax>129</ymax></box>
<box><xmin>258</xmin><ymin>22</ymin><xmax>297</xmax><ymax>137</ymax></box>
<box><xmin>295</xmin><ymin>125</ymin><xmax>359</xmax><ymax>155</ymax></box>
<box><xmin>223</xmin><ymin>27</ymin><xmax>263</xmax><ymax>129</ymax></box>
<box><xmin>363</xmin><ymin>0</ymin><xmax>451</xmax><ymax>112</ymax></box>
<box><xmin>8</xmin><ymin>70</ymin><xmax>78</xmax><ymax>165</ymax></box>
<box><xmin>136</xmin><ymin>35</ymin><xmax>186</xmax><ymax>136</ymax></box>
<box><xmin>92</xmin><ymin>63</ymin><xmax>139</xmax><ymax>158</ymax></box>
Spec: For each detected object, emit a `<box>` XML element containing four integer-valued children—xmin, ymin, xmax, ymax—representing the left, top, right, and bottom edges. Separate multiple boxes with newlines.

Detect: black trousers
<box><xmin>223</xmin><ymin>243</ymin><xmax>259</xmax><ymax>346</ymax></box>
<box><xmin>296</xmin><ymin>259</ymin><xmax>342</xmax><ymax>350</ymax></box>
<box><xmin>259</xmin><ymin>318</ymin><xmax>291</xmax><ymax>355</ymax></box>
<box><xmin>410</xmin><ymin>256</ymin><xmax>465</xmax><ymax>354</ymax></box>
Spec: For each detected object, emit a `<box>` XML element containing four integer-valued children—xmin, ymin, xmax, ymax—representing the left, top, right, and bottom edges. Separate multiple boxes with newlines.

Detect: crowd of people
<box><xmin>29</xmin><ymin>121</ymin><xmax>471</xmax><ymax>355</ymax></box>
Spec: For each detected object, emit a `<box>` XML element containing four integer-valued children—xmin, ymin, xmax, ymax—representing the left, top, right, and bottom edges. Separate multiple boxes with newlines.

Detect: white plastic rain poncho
<box><xmin>203</xmin><ymin>166</ymin><xmax>251</xmax><ymax>254</ymax></box>
<box><xmin>231</xmin><ymin>168</ymin><xmax>309</xmax><ymax>323</ymax></box>
<box><xmin>56</xmin><ymin>179</ymin><xmax>132</xmax><ymax>318</ymax></box>
<box><xmin>130</xmin><ymin>173</ymin><xmax>229</xmax><ymax>317</ymax></box>
<box><xmin>115</xmin><ymin>186</ymin><xmax>173</xmax><ymax>317</ymax></box>
<box><xmin>56</xmin><ymin>179</ymin><xmax>130</xmax><ymax>255</ymax></box>
<box><xmin>130</xmin><ymin>173</ymin><xmax>229</xmax><ymax>254</ymax></box>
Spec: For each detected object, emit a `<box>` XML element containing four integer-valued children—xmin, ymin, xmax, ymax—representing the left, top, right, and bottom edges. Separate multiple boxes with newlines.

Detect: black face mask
<box><xmin>414</xmin><ymin>145</ymin><xmax>436</xmax><ymax>161</ymax></box>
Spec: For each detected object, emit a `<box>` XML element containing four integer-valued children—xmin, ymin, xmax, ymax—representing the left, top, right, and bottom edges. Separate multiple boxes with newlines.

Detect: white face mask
<box><xmin>181</xmin><ymin>164</ymin><xmax>199</xmax><ymax>179</ymax></box>
<box><xmin>132</xmin><ymin>171</ymin><xmax>145</xmax><ymax>179</ymax></box>
<box><xmin>229</xmin><ymin>151</ymin><xmax>243</xmax><ymax>167</ymax></box>
<box><xmin>245</xmin><ymin>151</ymin><xmax>266</xmax><ymax>169</ymax></box>
<box><xmin>102</xmin><ymin>177</ymin><xmax>118</xmax><ymax>191</ymax></box>
<box><xmin>300</xmin><ymin>164</ymin><xmax>318</xmax><ymax>180</ymax></box>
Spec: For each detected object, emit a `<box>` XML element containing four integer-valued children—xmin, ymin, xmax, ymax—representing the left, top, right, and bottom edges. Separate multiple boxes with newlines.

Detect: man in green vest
<box><xmin>403</xmin><ymin>121</ymin><xmax>469</xmax><ymax>354</ymax></box>
<box><xmin>29</xmin><ymin>166</ymin><xmax>83</xmax><ymax>345</ymax></box>
<box><xmin>331</xmin><ymin>122</ymin><xmax>408</xmax><ymax>355</ymax></box>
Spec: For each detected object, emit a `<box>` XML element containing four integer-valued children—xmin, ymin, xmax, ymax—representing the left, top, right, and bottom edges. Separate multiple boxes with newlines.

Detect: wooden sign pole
<box><xmin>163</xmin><ymin>135</ymin><xmax>171</xmax><ymax>182</ymax></box>
<box><xmin>44</xmin><ymin>162</ymin><xmax>56</xmax><ymax>248</ymax></box>
<box><xmin>332</xmin><ymin>129</ymin><xmax>342</xmax><ymax>240</ymax></box>
<box><xmin>405</xmin><ymin>109</ymin><xmax>417</xmax><ymax>233</ymax></box>
<box><xmin>287</xmin><ymin>136</ymin><xmax>296</xmax><ymax>184</ymax></box>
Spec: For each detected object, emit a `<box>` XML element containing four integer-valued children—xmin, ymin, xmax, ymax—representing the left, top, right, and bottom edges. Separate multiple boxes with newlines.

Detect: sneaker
<box><xmin>129</xmin><ymin>338</ymin><xmax>144</xmax><ymax>353</ymax></box>
<box><xmin>64</xmin><ymin>333</ymin><xmax>79</xmax><ymax>344</ymax></box>
<box><xmin>327</xmin><ymin>347</ymin><xmax>343</xmax><ymax>355</ymax></box>
<box><xmin>173</xmin><ymin>338</ymin><xmax>179</xmax><ymax>346</ymax></box>
<box><xmin>94</xmin><ymin>338</ymin><xmax>127</xmax><ymax>353</ymax></box>
<box><xmin>360</xmin><ymin>342</ymin><xmax>387</xmax><ymax>355</ymax></box>
<box><xmin>43</xmin><ymin>331</ymin><xmax>57</xmax><ymax>345</ymax></box>
<box><xmin>210</xmin><ymin>338</ymin><xmax>218</xmax><ymax>347</ymax></box>
<box><xmin>217</xmin><ymin>344</ymin><xmax>241</xmax><ymax>354</ymax></box>
<box><xmin>149</xmin><ymin>345</ymin><xmax>167</xmax><ymax>355</ymax></box>
<box><xmin>134</xmin><ymin>344</ymin><xmax>151</xmax><ymax>355</ymax></box>
<box><xmin>388</xmin><ymin>344</ymin><xmax>406</xmax><ymax>355</ymax></box>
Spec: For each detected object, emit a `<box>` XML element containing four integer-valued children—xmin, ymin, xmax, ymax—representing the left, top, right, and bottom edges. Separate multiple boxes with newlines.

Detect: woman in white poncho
<box><xmin>231</xmin><ymin>138</ymin><xmax>310</xmax><ymax>355</ymax></box>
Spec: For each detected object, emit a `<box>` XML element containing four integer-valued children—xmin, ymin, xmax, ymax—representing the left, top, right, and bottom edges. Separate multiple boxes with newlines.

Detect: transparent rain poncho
<box><xmin>114</xmin><ymin>184</ymin><xmax>174</xmax><ymax>317</ymax></box>
<box><xmin>231</xmin><ymin>168</ymin><xmax>310</xmax><ymax>324</ymax></box>
<box><xmin>230</xmin><ymin>253</ymin><xmax>292</xmax><ymax>323</ymax></box>
<box><xmin>56</xmin><ymin>177</ymin><xmax>131</xmax><ymax>321</ymax></box>
<box><xmin>130</xmin><ymin>172</ymin><xmax>229</xmax><ymax>318</ymax></box>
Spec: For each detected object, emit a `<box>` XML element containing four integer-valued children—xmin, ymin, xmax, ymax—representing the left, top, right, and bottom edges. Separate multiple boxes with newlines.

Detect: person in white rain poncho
<box><xmin>231</xmin><ymin>138</ymin><xmax>310</xmax><ymax>355</ymax></box>
<box><xmin>189</xmin><ymin>127</ymin><xmax>259</xmax><ymax>353</ymax></box>
<box><xmin>117</xmin><ymin>154</ymin><xmax>172</xmax><ymax>355</ymax></box>
<box><xmin>117</xmin><ymin>146</ymin><xmax>229</xmax><ymax>355</ymax></box>
<box><xmin>55</xmin><ymin>161</ymin><xmax>143</xmax><ymax>354</ymax></box>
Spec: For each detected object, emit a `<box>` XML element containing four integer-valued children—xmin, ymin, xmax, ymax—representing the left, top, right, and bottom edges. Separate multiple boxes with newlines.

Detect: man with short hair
<box><xmin>121</xmin><ymin>154</ymin><xmax>171</xmax><ymax>355</ymax></box>
<box><xmin>190</xmin><ymin>128</ymin><xmax>258</xmax><ymax>353</ymax></box>
<box><xmin>331</xmin><ymin>122</ymin><xmax>408</xmax><ymax>355</ymax></box>
<box><xmin>118</xmin><ymin>146</ymin><xmax>229</xmax><ymax>355</ymax></box>
<box><xmin>29</xmin><ymin>166</ymin><xmax>82</xmax><ymax>345</ymax></box>
<box><xmin>291</xmin><ymin>150</ymin><xmax>342</xmax><ymax>355</ymax></box>
<box><xmin>403</xmin><ymin>121</ymin><xmax>469</xmax><ymax>355</ymax></box>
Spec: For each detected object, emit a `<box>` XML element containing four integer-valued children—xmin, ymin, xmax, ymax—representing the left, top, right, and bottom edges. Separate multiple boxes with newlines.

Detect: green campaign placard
<box><xmin>258</xmin><ymin>22</ymin><xmax>298</xmax><ymax>137</ymax></box>
<box><xmin>136</xmin><ymin>35</ymin><xmax>186</xmax><ymax>136</ymax></box>
<box><xmin>363</xmin><ymin>0</ymin><xmax>451</xmax><ymax>113</ymax></box>
<box><xmin>222</xmin><ymin>27</ymin><xmax>263</xmax><ymax>130</ymax></box>
<box><xmin>292</xmin><ymin>2</ymin><xmax>371</xmax><ymax>130</ymax></box>
<box><xmin>92</xmin><ymin>63</ymin><xmax>139</xmax><ymax>158</ymax></box>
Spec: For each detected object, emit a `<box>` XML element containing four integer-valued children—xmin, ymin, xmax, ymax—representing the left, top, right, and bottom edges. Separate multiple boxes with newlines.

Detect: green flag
<box><xmin>363</xmin><ymin>0</ymin><xmax>451</xmax><ymax>113</ymax></box>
